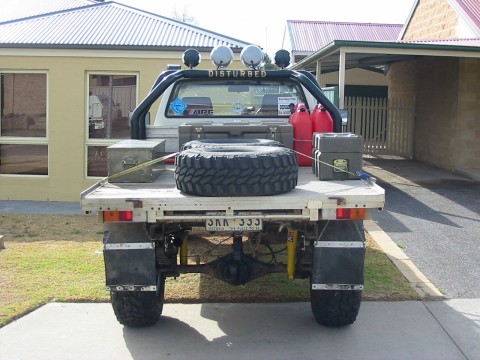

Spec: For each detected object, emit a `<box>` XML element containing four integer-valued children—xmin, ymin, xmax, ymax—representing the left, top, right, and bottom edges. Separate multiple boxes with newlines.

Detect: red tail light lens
<box><xmin>103</xmin><ymin>211</ymin><xmax>133</xmax><ymax>222</ymax></box>
<box><xmin>336</xmin><ymin>208</ymin><xmax>366</xmax><ymax>220</ymax></box>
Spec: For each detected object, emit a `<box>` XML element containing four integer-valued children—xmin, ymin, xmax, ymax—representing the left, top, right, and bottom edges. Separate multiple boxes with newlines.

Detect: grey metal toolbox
<box><xmin>313</xmin><ymin>133</ymin><xmax>363</xmax><ymax>180</ymax></box>
<box><xmin>107</xmin><ymin>139</ymin><xmax>165</xmax><ymax>182</ymax></box>
<box><xmin>178</xmin><ymin>121</ymin><xmax>293</xmax><ymax>150</ymax></box>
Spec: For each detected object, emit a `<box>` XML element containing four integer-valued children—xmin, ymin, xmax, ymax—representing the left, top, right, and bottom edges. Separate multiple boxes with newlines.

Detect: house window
<box><xmin>0</xmin><ymin>72</ymin><xmax>48</xmax><ymax>175</ymax></box>
<box><xmin>86</xmin><ymin>73</ymin><xmax>137</xmax><ymax>177</ymax></box>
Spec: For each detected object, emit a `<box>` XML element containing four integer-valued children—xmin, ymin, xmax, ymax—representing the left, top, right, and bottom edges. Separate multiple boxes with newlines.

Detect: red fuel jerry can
<box><xmin>289</xmin><ymin>102</ymin><xmax>313</xmax><ymax>166</ymax></box>
<box><xmin>311</xmin><ymin>103</ymin><xmax>333</xmax><ymax>133</ymax></box>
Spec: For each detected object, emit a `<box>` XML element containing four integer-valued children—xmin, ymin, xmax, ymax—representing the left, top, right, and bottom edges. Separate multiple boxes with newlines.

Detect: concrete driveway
<box><xmin>1</xmin><ymin>301</ymin><xmax>479</xmax><ymax>360</ymax></box>
<box><xmin>364</xmin><ymin>157</ymin><xmax>480</xmax><ymax>299</ymax></box>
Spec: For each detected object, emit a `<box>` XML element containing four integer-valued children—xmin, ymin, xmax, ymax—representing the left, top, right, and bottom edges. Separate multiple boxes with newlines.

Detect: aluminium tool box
<box><xmin>178</xmin><ymin>121</ymin><xmax>294</xmax><ymax>149</ymax></box>
<box><xmin>107</xmin><ymin>139</ymin><xmax>166</xmax><ymax>182</ymax></box>
<box><xmin>313</xmin><ymin>133</ymin><xmax>363</xmax><ymax>180</ymax></box>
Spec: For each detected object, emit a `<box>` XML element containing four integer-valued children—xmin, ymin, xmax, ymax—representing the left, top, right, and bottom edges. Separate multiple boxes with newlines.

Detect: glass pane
<box><xmin>88</xmin><ymin>75</ymin><xmax>136</xmax><ymax>140</ymax></box>
<box><xmin>87</xmin><ymin>146</ymin><xmax>107</xmax><ymax>177</ymax></box>
<box><xmin>0</xmin><ymin>144</ymin><xmax>48</xmax><ymax>175</ymax></box>
<box><xmin>1</xmin><ymin>73</ymin><xmax>47</xmax><ymax>137</ymax></box>
<box><xmin>166</xmin><ymin>79</ymin><xmax>305</xmax><ymax>118</ymax></box>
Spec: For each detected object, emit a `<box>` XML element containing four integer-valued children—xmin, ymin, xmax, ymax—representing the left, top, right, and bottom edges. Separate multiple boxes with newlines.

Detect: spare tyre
<box><xmin>181</xmin><ymin>138</ymin><xmax>284</xmax><ymax>150</ymax></box>
<box><xmin>175</xmin><ymin>146</ymin><xmax>298</xmax><ymax>196</ymax></box>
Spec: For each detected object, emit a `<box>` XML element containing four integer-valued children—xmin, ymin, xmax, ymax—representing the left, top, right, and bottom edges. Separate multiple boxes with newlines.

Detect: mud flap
<box><xmin>311</xmin><ymin>220</ymin><xmax>365</xmax><ymax>290</ymax></box>
<box><xmin>103</xmin><ymin>223</ymin><xmax>157</xmax><ymax>291</ymax></box>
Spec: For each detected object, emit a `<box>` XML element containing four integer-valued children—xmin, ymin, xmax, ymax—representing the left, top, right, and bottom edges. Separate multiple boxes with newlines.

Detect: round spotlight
<box><xmin>182</xmin><ymin>49</ymin><xmax>201</xmax><ymax>68</ymax></box>
<box><xmin>240</xmin><ymin>45</ymin><xmax>264</xmax><ymax>69</ymax></box>
<box><xmin>211</xmin><ymin>45</ymin><xmax>234</xmax><ymax>68</ymax></box>
<box><xmin>274</xmin><ymin>49</ymin><xmax>291</xmax><ymax>68</ymax></box>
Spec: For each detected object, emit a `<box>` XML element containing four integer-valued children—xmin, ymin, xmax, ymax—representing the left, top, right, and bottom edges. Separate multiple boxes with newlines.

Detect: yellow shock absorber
<box><xmin>287</xmin><ymin>229</ymin><xmax>298</xmax><ymax>280</ymax></box>
<box><xmin>180</xmin><ymin>232</ymin><xmax>189</xmax><ymax>266</ymax></box>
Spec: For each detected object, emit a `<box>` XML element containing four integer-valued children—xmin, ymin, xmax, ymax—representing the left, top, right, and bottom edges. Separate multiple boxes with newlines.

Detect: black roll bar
<box><xmin>130</xmin><ymin>70</ymin><xmax>343</xmax><ymax>139</ymax></box>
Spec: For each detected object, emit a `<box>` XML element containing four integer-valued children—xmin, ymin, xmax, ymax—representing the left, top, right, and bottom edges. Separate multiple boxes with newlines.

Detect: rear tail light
<box><xmin>103</xmin><ymin>210</ymin><xmax>133</xmax><ymax>222</ymax></box>
<box><xmin>336</xmin><ymin>208</ymin><xmax>366</xmax><ymax>220</ymax></box>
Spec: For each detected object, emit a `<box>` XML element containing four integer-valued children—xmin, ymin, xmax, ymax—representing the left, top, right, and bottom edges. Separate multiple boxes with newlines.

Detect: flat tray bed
<box><xmin>81</xmin><ymin>167</ymin><xmax>385</xmax><ymax>218</ymax></box>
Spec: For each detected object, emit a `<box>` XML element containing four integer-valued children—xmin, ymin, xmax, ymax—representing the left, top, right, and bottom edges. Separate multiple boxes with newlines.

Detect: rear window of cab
<box><xmin>165</xmin><ymin>79</ymin><xmax>307</xmax><ymax>118</ymax></box>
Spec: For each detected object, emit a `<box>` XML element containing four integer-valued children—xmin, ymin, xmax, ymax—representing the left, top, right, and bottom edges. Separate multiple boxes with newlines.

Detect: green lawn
<box><xmin>0</xmin><ymin>214</ymin><xmax>418</xmax><ymax>327</ymax></box>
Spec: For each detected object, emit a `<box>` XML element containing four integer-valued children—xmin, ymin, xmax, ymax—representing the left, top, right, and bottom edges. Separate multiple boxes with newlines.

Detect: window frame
<box><xmin>0</xmin><ymin>70</ymin><xmax>49</xmax><ymax>177</ymax></box>
<box><xmin>85</xmin><ymin>71</ymin><xmax>139</xmax><ymax>179</ymax></box>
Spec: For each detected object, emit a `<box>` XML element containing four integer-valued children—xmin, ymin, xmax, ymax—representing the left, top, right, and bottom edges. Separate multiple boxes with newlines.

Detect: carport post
<box><xmin>316</xmin><ymin>60</ymin><xmax>322</xmax><ymax>86</ymax></box>
<box><xmin>339</xmin><ymin>49</ymin><xmax>346</xmax><ymax>109</ymax></box>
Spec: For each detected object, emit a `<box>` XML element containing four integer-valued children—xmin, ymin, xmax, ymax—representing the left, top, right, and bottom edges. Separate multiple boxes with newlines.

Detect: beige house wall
<box><xmin>403</xmin><ymin>0</ymin><xmax>459</xmax><ymax>40</ymax></box>
<box><xmin>0</xmin><ymin>49</ymin><xmax>243</xmax><ymax>201</ymax></box>
<box><xmin>388</xmin><ymin>56</ymin><xmax>480</xmax><ymax>172</ymax></box>
<box><xmin>319</xmin><ymin>68</ymin><xmax>388</xmax><ymax>87</ymax></box>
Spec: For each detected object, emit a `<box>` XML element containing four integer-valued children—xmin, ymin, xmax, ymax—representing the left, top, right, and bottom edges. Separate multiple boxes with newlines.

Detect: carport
<box><xmin>291</xmin><ymin>40</ymin><xmax>480</xmax><ymax>172</ymax></box>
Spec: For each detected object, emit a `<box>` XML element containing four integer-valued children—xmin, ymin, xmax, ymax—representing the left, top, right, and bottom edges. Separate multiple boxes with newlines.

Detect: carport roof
<box><xmin>291</xmin><ymin>39</ymin><xmax>480</xmax><ymax>73</ymax></box>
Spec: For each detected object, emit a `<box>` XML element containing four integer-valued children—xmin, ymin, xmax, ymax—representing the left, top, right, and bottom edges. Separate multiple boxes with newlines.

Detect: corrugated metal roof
<box><xmin>453</xmin><ymin>0</ymin><xmax>480</xmax><ymax>33</ymax></box>
<box><xmin>0</xmin><ymin>1</ymin><xmax>251</xmax><ymax>49</ymax></box>
<box><xmin>403</xmin><ymin>37</ymin><xmax>480</xmax><ymax>46</ymax></box>
<box><xmin>287</xmin><ymin>20</ymin><xmax>403</xmax><ymax>52</ymax></box>
<box><xmin>291</xmin><ymin>39</ymin><xmax>480</xmax><ymax>72</ymax></box>
<box><xmin>0</xmin><ymin>0</ymin><xmax>94</xmax><ymax>23</ymax></box>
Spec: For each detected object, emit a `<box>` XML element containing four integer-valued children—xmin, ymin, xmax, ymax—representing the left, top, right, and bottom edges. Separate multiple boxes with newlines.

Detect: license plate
<box><xmin>206</xmin><ymin>212</ymin><xmax>262</xmax><ymax>231</ymax></box>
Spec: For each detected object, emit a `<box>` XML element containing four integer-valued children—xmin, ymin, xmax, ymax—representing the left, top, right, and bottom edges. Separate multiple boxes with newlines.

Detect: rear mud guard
<box><xmin>103</xmin><ymin>223</ymin><xmax>156</xmax><ymax>291</ymax></box>
<box><xmin>311</xmin><ymin>220</ymin><xmax>365</xmax><ymax>290</ymax></box>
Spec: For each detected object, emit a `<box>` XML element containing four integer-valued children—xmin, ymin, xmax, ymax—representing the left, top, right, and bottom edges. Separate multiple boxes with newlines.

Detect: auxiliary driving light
<box><xmin>210</xmin><ymin>45</ymin><xmax>234</xmax><ymax>68</ymax></box>
<box><xmin>274</xmin><ymin>49</ymin><xmax>291</xmax><ymax>68</ymax></box>
<box><xmin>240</xmin><ymin>45</ymin><xmax>264</xmax><ymax>69</ymax></box>
<box><xmin>182</xmin><ymin>49</ymin><xmax>201</xmax><ymax>68</ymax></box>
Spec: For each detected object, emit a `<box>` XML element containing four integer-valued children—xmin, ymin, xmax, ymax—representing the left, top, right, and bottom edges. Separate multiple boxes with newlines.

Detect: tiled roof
<box><xmin>287</xmin><ymin>20</ymin><xmax>403</xmax><ymax>53</ymax></box>
<box><xmin>0</xmin><ymin>1</ymin><xmax>251</xmax><ymax>50</ymax></box>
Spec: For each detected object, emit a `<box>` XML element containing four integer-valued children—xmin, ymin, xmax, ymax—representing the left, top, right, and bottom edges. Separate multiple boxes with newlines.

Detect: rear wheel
<box><xmin>111</xmin><ymin>275</ymin><xmax>166</xmax><ymax>327</ymax></box>
<box><xmin>310</xmin><ymin>289</ymin><xmax>362</xmax><ymax>327</ymax></box>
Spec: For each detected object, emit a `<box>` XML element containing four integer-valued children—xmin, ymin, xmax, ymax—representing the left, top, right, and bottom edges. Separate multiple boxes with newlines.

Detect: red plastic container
<box><xmin>289</xmin><ymin>103</ymin><xmax>313</xmax><ymax>166</ymax></box>
<box><xmin>311</xmin><ymin>103</ymin><xmax>333</xmax><ymax>133</ymax></box>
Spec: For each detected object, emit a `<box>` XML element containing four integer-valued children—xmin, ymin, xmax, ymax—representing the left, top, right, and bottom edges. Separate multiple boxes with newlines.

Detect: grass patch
<box><xmin>0</xmin><ymin>214</ymin><xmax>418</xmax><ymax>328</ymax></box>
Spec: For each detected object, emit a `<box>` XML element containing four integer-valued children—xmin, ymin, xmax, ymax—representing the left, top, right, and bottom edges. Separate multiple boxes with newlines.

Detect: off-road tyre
<box><xmin>310</xmin><ymin>289</ymin><xmax>362</xmax><ymax>327</ymax></box>
<box><xmin>181</xmin><ymin>138</ymin><xmax>284</xmax><ymax>150</ymax></box>
<box><xmin>111</xmin><ymin>291</ymin><xmax>160</xmax><ymax>327</ymax></box>
<box><xmin>111</xmin><ymin>275</ymin><xmax>165</xmax><ymax>327</ymax></box>
<box><xmin>175</xmin><ymin>146</ymin><xmax>298</xmax><ymax>196</ymax></box>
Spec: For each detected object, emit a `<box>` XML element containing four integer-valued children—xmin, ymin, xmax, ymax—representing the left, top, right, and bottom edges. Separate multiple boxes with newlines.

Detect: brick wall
<box><xmin>403</xmin><ymin>0</ymin><xmax>459</xmax><ymax>40</ymax></box>
<box><xmin>455</xmin><ymin>58</ymin><xmax>480</xmax><ymax>170</ymax></box>
<box><xmin>389</xmin><ymin>57</ymin><xmax>459</xmax><ymax>169</ymax></box>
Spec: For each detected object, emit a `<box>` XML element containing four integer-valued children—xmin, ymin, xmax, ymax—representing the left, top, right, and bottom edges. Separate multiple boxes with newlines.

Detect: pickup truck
<box><xmin>81</xmin><ymin>45</ymin><xmax>385</xmax><ymax>328</ymax></box>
